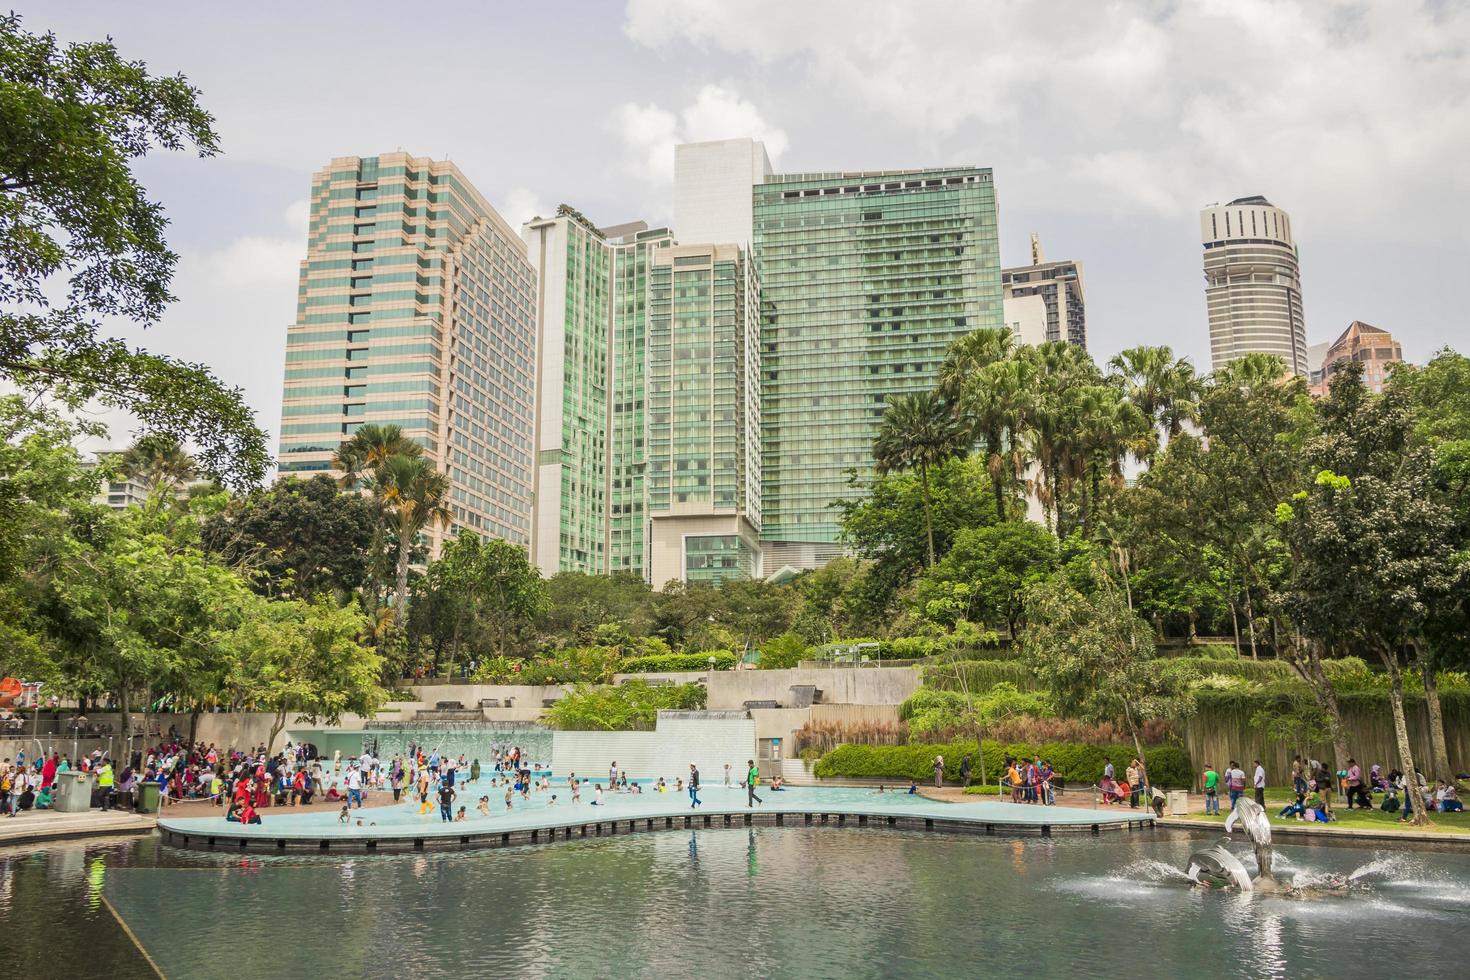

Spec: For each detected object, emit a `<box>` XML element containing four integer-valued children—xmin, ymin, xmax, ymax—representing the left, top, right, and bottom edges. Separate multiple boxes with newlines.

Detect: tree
<box><xmin>838</xmin><ymin>455</ymin><xmax>998</xmax><ymax>619</ymax></box>
<box><xmin>118</xmin><ymin>435</ymin><xmax>196</xmax><ymax>492</ymax></box>
<box><xmin>421</xmin><ymin>533</ymin><xmax>548</xmax><ymax>669</ymax></box>
<box><xmin>1020</xmin><ymin>573</ymin><xmax>1197</xmax><ymax>791</ymax></box>
<box><xmin>911</xmin><ymin>521</ymin><xmax>1058</xmax><ymax>636</ymax></box>
<box><xmin>0</xmin><ymin>15</ymin><xmax>265</xmax><ymax>487</ymax></box>
<box><xmin>371</xmin><ymin>454</ymin><xmax>451</xmax><ymax>628</ymax></box>
<box><xmin>873</xmin><ymin>390</ymin><xmax>965</xmax><ymax>567</ymax></box>
<box><xmin>199</xmin><ymin>475</ymin><xmax>376</xmax><ymax>599</ymax></box>
<box><xmin>1276</xmin><ymin>367</ymin><xmax>1464</xmax><ymax>824</ymax></box>
<box><xmin>957</xmin><ymin>358</ymin><xmax>1035</xmax><ymax>521</ymax></box>
<box><xmin>331</xmin><ymin>423</ymin><xmax>422</xmax><ymax>489</ymax></box>
<box><xmin>221</xmin><ymin>598</ymin><xmax>384</xmax><ymax>751</ymax></box>
<box><xmin>537</xmin><ymin>572</ymin><xmax>656</xmax><ymax>646</ymax></box>
<box><xmin>1108</xmin><ymin>345</ymin><xmax>1200</xmax><ymax>465</ymax></box>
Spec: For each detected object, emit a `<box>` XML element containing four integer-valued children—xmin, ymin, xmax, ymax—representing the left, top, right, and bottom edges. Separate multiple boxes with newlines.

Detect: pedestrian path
<box><xmin>0</xmin><ymin>809</ymin><xmax>155</xmax><ymax>847</ymax></box>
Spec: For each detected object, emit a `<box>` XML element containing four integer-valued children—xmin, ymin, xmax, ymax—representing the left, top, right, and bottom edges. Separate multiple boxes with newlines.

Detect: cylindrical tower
<box><xmin>1200</xmin><ymin>196</ymin><xmax>1308</xmax><ymax>376</ymax></box>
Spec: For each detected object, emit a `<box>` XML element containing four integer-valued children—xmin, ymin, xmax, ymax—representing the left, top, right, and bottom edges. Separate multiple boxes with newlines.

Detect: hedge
<box><xmin>621</xmin><ymin>651</ymin><xmax>737</xmax><ymax>673</ymax></box>
<box><xmin>921</xmin><ymin>660</ymin><xmax>1038</xmax><ymax>693</ymax></box>
<box><xmin>813</xmin><ymin>740</ymin><xmax>1193</xmax><ymax>789</ymax></box>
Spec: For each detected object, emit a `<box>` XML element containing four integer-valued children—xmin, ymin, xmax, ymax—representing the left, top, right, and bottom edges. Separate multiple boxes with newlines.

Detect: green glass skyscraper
<box><xmin>753</xmin><ymin>168</ymin><xmax>1002</xmax><ymax>567</ymax></box>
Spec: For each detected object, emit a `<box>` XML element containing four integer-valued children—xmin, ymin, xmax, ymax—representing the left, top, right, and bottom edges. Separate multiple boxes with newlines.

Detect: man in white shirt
<box><xmin>1253</xmin><ymin>760</ymin><xmax>1266</xmax><ymax>808</ymax></box>
<box><xmin>344</xmin><ymin>765</ymin><xmax>363</xmax><ymax>809</ymax></box>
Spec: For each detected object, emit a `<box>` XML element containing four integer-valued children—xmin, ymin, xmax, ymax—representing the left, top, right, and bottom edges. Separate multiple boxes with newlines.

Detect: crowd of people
<box><xmin>1196</xmin><ymin>755</ymin><xmax>1463</xmax><ymax>823</ymax></box>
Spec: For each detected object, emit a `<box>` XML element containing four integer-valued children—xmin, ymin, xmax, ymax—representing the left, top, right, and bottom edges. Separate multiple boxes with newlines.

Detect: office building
<box><xmin>522</xmin><ymin>207</ymin><xmax>673</xmax><ymax>578</ymax></box>
<box><xmin>751</xmin><ymin>166</ymin><xmax>1003</xmax><ymax>568</ymax></box>
<box><xmin>278</xmin><ymin>153</ymin><xmax>537</xmax><ymax>552</ymax></box>
<box><xmin>673</xmin><ymin>138</ymin><xmax>773</xmax><ymax>247</ymax></box>
<box><xmin>1001</xmin><ymin>234</ymin><xmax>1086</xmax><ymax>348</ymax></box>
<box><xmin>1309</xmin><ymin>320</ymin><xmax>1403</xmax><ymax>396</ymax></box>
<box><xmin>644</xmin><ymin>243</ymin><xmax>762</xmax><ymax>588</ymax></box>
<box><xmin>1201</xmin><ymin>195</ymin><xmax>1309</xmax><ymax>376</ymax></box>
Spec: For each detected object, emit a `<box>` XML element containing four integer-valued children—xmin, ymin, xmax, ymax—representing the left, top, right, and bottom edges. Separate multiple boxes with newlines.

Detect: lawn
<box><xmin>1181</xmin><ymin>802</ymin><xmax>1470</xmax><ymax>836</ymax></box>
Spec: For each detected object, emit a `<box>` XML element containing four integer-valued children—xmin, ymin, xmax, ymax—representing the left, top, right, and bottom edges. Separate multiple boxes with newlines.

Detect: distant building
<box><xmin>1001</xmin><ymin>234</ymin><xmax>1086</xmax><ymax>348</ymax></box>
<box><xmin>521</xmin><ymin>208</ymin><xmax>674</xmax><ymax>578</ymax></box>
<box><xmin>86</xmin><ymin>461</ymin><xmax>152</xmax><ymax>510</ymax></box>
<box><xmin>277</xmin><ymin>153</ymin><xmax>538</xmax><ymax>554</ymax></box>
<box><xmin>1309</xmin><ymin>320</ymin><xmax>1403</xmax><ymax>396</ymax></box>
<box><xmin>1201</xmin><ymin>195</ymin><xmax>1309</xmax><ymax>376</ymax></box>
<box><xmin>673</xmin><ymin>138</ymin><xmax>773</xmax><ymax>248</ymax></box>
<box><xmin>644</xmin><ymin>243</ymin><xmax>762</xmax><ymax>588</ymax></box>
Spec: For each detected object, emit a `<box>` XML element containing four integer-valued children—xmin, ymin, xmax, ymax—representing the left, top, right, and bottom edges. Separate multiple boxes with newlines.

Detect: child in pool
<box><xmin>338</xmin><ymin>804</ymin><xmax>350</xmax><ymax>824</ymax></box>
<box><xmin>477</xmin><ymin>796</ymin><xmax>491</xmax><ymax>816</ymax></box>
<box><xmin>505</xmin><ymin>787</ymin><xmax>514</xmax><ymax>810</ymax></box>
<box><xmin>454</xmin><ymin>806</ymin><xmax>467</xmax><ymax>822</ymax></box>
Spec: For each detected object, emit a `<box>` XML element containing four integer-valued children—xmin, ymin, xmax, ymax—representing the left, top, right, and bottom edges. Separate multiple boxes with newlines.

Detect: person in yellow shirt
<box><xmin>1006</xmin><ymin>761</ymin><xmax>1022</xmax><ymax>802</ymax></box>
<box><xmin>96</xmin><ymin>760</ymin><xmax>115</xmax><ymax>811</ymax></box>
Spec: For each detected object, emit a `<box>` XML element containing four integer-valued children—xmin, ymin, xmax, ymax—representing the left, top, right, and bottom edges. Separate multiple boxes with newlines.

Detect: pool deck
<box><xmin>0</xmin><ymin>809</ymin><xmax>156</xmax><ymax>848</ymax></box>
<box><xmin>158</xmin><ymin>785</ymin><xmax>1154</xmax><ymax>853</ymax></box>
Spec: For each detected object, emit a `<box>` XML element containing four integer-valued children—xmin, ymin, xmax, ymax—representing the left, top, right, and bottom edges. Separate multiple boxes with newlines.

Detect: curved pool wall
<box><xmin>158</xmin><ymin>783</ymin><xmax>1151</xmax><ymax>852</ymax></box>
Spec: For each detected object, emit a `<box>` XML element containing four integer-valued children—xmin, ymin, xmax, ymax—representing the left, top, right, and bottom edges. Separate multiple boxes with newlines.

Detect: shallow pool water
<box><xmin>3</xmin><ymin>828</ymin><xmax>1465</xmax><ymax>978</ymax></box>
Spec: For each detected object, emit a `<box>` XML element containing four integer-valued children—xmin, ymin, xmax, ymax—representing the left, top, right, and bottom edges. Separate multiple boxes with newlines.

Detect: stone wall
<box><xmin>549</xmin><ymin>711</ymin><xmax>755</xmax><ymax>784</ymax></box>
<box><xmin>705</xmin><ymin>667</ymin><xmax>921</xmax><ymax>710</ymax></box>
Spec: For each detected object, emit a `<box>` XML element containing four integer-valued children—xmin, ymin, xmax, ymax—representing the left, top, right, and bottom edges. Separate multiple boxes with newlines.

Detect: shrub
<box><xmin>921</xmin><ymin>660</ymin><xmax>1038</xmax><ymax>692</ymax></box>
<box><xmin>473</xmin><ymin>647</ymin><xmax>621</xmax><ymax>685</ymax></box>
<box><xmin>543</xmin><ymin>681</ymin><xmax>707</xmax><ymax>731</ymax></box>
<box><xmin>795</xmin><ymin>719</ymin><xmax>907</xmax><ymax>754</ymax></box>
<box><xmin>814</xmin><ymin>739</ymin><xmax>1193</xmax><ymax>788</ymax></box>
<box><xmin>621</xmin><ymin>651</ymin><xmax>737</xmax><ymax>673</ymax></box>
<box><xmin>758</xmin><ymin>633</ymin><xmax>809</xmax><ymax>669</ymax></box>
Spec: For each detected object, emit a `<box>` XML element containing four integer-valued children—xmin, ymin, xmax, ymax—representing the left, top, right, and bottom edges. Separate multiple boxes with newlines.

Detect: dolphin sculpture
<box><xmin>1186</xmin><ymin>798</ymin><xmax>1277</xmax><ymax>891</ymax></box>
<box><xmin>1224</xmin><ymin>797</ymin><xmax>1276</xmax><ymax>885</ymax></box>
<box><xmin>1186</xmin><ymin>838</ymin><xmax>1254</xmax><ymax>890</ymax></box>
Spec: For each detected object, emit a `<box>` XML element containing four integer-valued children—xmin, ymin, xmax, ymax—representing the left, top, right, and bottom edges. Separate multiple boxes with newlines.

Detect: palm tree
<box><xmin>872</xmin><ymin>390</ymin><xmax>964</xmax><ymax>567</ymax></box>
<box><xmin>332</xmin><ymin>423</ymin><xmax>421</xmax><ymax>489</ymax></box>
<box><xmin>958</xmin><ymin>357</ymin><xmax>1035</xmax><ymax>521</ymax></box>
<box><xmin>1108</xmin><ymin>346</ymin><xmax>1201</xmax><ymax>464</ymax></box>
<box><xmin>119</xmin><ymin>435</ymin><xmax>196</xmax><ymax>492</ymax></box>
<box><xmin>373</xmin><ymin>454</ymin><xmax>452</xmax><ymax>628</ymax></box>
<box><xmin>1020</xmin><ymin>342</ymin><xmax>1096</xmax><ymax>533</ymax></box>
<box><xmin>937</xmin><ymin>327</ymin><xmax>1016</xmax><ymax>402</ymax></box>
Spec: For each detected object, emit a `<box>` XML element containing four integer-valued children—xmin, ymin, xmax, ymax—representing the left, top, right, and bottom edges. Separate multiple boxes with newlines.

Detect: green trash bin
<box><xmin>136</xmin><ymin>781</ymin><xmax>161</xmax><ymax>814</ymax></box>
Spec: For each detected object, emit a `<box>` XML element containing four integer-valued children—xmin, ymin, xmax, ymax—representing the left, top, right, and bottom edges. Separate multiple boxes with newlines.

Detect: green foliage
<box><xmin>872</xmin><ymin>389</ymin><xmax>966</xmax><ymax>565</ymax></box>
<box><xmin>813</xmin><ymin>739</ymin><xmax>1194</xmax><ymax>788</ymax></box>
<box><xmin>543</xmin><ymin>681</ymin><xmax>707</xmax><ymax>731</ymax></box>
<box><xmin>473</xmin><ymin>647</ymin><xmax>621</xmax><ymax>686</ymax></box>
<box><xmin>200</xmin><ymin>475</ymin><xmax>376</xmax><ymax>599</ymax></box>
<box><xmin>0</xmin><ymin>14</ymin><xmax>266</xmax><ymax>487</ymax></box>
<box><xmin>621</xmin><ymin>651</ymin><xmax>737</xmax><ymax>673</ymax></box>
<box><xmin>757</xmin><ymin>633</ymin><xmax>809</xmax><ymax>669</ymax></box>
<box><xmin>911</xmin><ymin>520</ymin><xmax>1059</xmax><ymax>634</ymax></box>
<box><xmin>922</xmin><ymin>659</ymin><xmax>1039</xmax><ymax>692</ymax></box>
<box><xmin>900</xmin><ymin>682</ymin><xmax>1052</xmax><ymax>741</ymax></box>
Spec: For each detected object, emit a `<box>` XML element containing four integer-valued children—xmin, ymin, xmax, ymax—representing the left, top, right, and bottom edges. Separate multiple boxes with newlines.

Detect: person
<box><xmin>876</xmin><ymin>785</ymin><xmax>886</xmax><ymax>794</ymax></box>
<box><xmin>240</xmin><ymin>799</ymin><xmax>261</xmax><ymax>825</ymax></box>
<box><xmin>454</xmin><ymin>806</ymin><xmax>467</xmax><ymax>822</ymax></box>
<box><xmin>1279</xmin><ymin>793</ymin><xmax>1306</xmax><ymax>820</ymax></box>
<box><xmin>1304</xmin><ymin>787</ymin><xmax>1327</xmax><ymax>822</ymax></box>
<box><xmin>1252</xmin><ymin>760</ymin><xmax>1266</xmax><ymax>809</ymax></box>
<box><xmin>689</xmin><ymin>764</ymin><xmax>702</xmax><ymax>809</ymax></box>
<box><xmin>1038</xmin><ymin>760</ymin><xmax>1055</xmax><ymax>806</ymax></box>
<box><xmin>504</xmin><ymin>787</ymin><xmax>514</xmax><ymax>811</ymax></box>
<box><xmin>1201</xmin><ymin>764</ymin><xmax>1220</xmax><ymax>816</ymax></box>
<box><xmin>747</xmin><ymin>760</ymin><xmax>762</xmax><ymax>807</ymax></box>
<box><xmin>1007</xmin><ymin>759</ymin><xmax>1023</xmax><ymax>803</ymax></box>
<box><xmin>1126</xmin><ymin>760</ymin><xmax>1141</xmax><ymax>809</ymax></box>
<box><xmin>470</xmin><ymin>759</ymin><xmax>480</xmax><ymax>784</ymax></box>
<box><xmin>1291</xmin><ymin>756</ymin><xmax>1306</xmax><ymax>796</ymax></box>
<box><xmin>1099</xmin><ymin>771</ymin><xmax>1121</xmax><ymax>806</ymax></box>
<box><xmin>96</xmin><ymin>758</ymin><xmax>115</xmax><ymax>811</ymax></box>
<box><xmin>907</xmin><ymin>780</ymin><xmax>918</xmax><ymax>795</ymax></box>
<box><xmin>592</xmin><ymin>784</ymin><xmax>604</xmax><ymax>806</ymax></box>
<box><xmin>960</xmin><ymin>755</ymin><xmax>973</xmax><ymax>788</ymax></box>
<box><xmin>338</xmin><ymin>803</ymin><xmax>350</xmax><ymax>824</ymax></box>
<box><xmin>435</xmin><ymin>780</ymin><xmax>456</xmax><ymax>822</ymax></box>
<box><xmin>35</xmin><ymin>783</ymin><xmax>54</xmax><ymax>809</ymax></box>
<box><xmin>771</xmin><ymin>776</ymin><xmax>785</xmax><ymax>791</ymax></box>
<box><xmin>477</xmin><ymin>795</ymin><xmax>491</xmax><ymax>816</ymax></box>
<box><xmin>1381</xmin><ymin>785</ymin><xmax>1401</xmax><ymax>813</ymax></box>
<box><xmin>932</xmin><ymin>754</ymin><xmax>945</xmax><ymax>789</ymax></box>
<box><xmin>1437</xmin><ymin>781</ymin><xmax>1462</xmax><ymax>812</ymax></box>
<box><xmin>1345</xmin><ymin>759</ymin><xmax>1371</xmax><ymax>809</ymax></box>
<box><xmin>1150</xmin><ymin>784</ymin><xmax>1167</xmax><ymax>818</ymax></box>
<box><xmin>1102</xmin><ymin>757</ymin><xmax>1114</xmax><ymax>786</ymax></box>
<box><xmin>547</xmin><ymin>794</ymin><xmax>557</xmax><ymax>807</ymax></box>
<box><xmin>724</xmin><ymin>763</ymin><xmax>732</xmax><ymax>787</ymax></box>
<box><xmin>571</xmin><ymin>777</ymin><xmax>581</xmax><ymax>804</ymax></box>
<box><xmin>1226</xmin><ymin>761</ymin><xmax>1245</xmax><ymax>810</ymax></box>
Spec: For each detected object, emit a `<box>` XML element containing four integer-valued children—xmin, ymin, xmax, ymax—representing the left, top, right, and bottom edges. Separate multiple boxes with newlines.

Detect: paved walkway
<box><xmin>0</xmin><ymin>809</ymin><xmax>155</xmax><ymax>847</ymax></box>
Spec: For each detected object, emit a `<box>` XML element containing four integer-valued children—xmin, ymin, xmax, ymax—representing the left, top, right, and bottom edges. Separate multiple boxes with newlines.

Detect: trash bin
<box><xmin>1167</xmin><ymin>790</ymin><xmax>1191</xmax><ymax>816</ymax></box>
<box><xmin>53</xmin><ymin>770</ymin><xmax>95</xmax><ymax>813</ymax></box>
<box><xmin>135</xmin><ymin>781</ymin><xmax>162</xmax><ymax>814</ymax></box>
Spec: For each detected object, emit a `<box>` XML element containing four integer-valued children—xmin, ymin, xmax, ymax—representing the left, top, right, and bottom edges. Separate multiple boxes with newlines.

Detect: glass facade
<box><xmin>277</xmin><ymin>153</ymin><xmax>536</xmax><ymax>548</ymax></box>
<box><xmin>683</xmin><ymin>534</ymin><xmax>760</xmax><ymax>584</ymax></box>
<box><xmin>752</xmin><ymin>168</ymin><xmax>1002</xmax><ymax>546</ymax></box>
<box><xmin>645</xmin><ymin>244</ymin><xmax>761</xmax><ymax>525</ymax></box>
<box><xmin>524</xmin><ymin>212</ymin><xmax>672</xmax><ymax>578</ymax></box>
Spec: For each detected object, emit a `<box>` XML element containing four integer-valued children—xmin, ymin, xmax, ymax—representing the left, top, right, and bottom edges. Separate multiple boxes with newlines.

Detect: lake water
<box><xmin>2</xmin><ymin>829</ymin><xmax>1465</xmax><ymax>978</ymax></box>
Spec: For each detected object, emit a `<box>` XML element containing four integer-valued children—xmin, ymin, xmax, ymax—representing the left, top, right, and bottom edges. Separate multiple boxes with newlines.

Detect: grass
<box><xmin>1181</xmin><ymin>797</ymin><xmax>1470</xmax><ymax>836</ymax></box>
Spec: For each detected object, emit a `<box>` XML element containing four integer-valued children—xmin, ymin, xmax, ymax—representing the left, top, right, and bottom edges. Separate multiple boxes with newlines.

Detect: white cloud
<box><xmin>622</xmin><ymin>0</ymin><xmax>1470</xmax><ymax>228</ymax></box>
<box><xmin>283</xmin><ymin>199</ymin><xmax>311</xmax><ymax>237</ymax></box>
<box><xmin>497</xmin><ymin>186</ymin><xmax>551</xmax><ymax>228</ymax></box>
<box><xmin>190</xmin><ymin>235</ymin><xmax>303</xmax><ymax>287</ymax></box>
<box><xmin>614</xmin><ymin>83</ymin><xmax>787</xmax><ymax>182</ymax></box>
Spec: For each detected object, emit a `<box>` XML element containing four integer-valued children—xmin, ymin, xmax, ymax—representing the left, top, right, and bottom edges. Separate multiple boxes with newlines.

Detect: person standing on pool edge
<box><xmin>689</xmin><ymin>764</ymin><xmax>702</xmax><ymax>808</ymax></box>
<box><xmin>746</xmin><ymin>759</ymin><xmax>762</xmax><ymax>807</ymax></box>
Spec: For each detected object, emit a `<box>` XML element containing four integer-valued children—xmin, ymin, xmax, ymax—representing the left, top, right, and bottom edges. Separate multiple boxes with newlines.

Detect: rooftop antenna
<box><xmin>1030</xmin><ymin>232</ymin><xmax>1045</xmax><ymax>266</ymax></box>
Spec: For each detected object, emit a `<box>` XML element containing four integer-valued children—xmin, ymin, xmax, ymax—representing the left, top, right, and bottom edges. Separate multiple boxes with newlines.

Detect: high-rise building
<box><xmin>1001</xmin><ymin>234</ymin><xmax>1086</xmax><ymax>348</ymax></box>
<box><xmin>278</xmin><ymin>153</ymin><xmax>537</xmax><ymax>552</ymax></box>
<box><xmin>752</xmin><ymin>167</ymin><xmax>1002</xmax><ymax>568</ymax></box>
<box><xmin>673</xmin><ymin>138</ymin><xmax>773</xmax><ymax>248</ymax></box>
<box><xmin>1201</xmin><ymin>195</ymin><xmax>1308</xmax><ymax>376</ymax></box>
<box><xmin>1309</xmin><ymin>320</ymin><xmax>1403</xmax><ymax>396</ymax></box>
<box><xmin>522</xmin><ymin>207</ymin><xmax>673</xmax><ymax>578</ymax></box>
<box><xmin>644</xmin><ymin>243</ymin><xmax>762</xmax><ymax>588</ymax></box>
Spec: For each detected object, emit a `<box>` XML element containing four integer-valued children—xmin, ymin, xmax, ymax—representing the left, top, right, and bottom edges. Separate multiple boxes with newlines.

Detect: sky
<box><xmin>27</xmin><ymin>0</ymin><xmax>1470</xmax><ymax>454</ymax></box>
